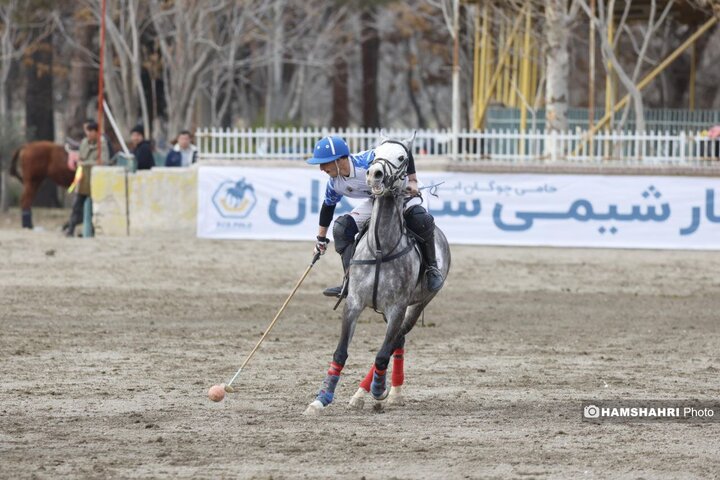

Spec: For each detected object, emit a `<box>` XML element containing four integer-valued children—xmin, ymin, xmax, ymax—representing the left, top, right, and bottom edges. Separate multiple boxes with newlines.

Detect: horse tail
<box><xmin>9</xmin><ymin>146</ymin><xmax>23</xmax><ymax>182</ymax></box>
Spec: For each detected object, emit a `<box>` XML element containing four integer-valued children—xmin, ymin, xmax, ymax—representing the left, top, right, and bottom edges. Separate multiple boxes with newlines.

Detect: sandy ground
<box><xmin>1</xmin><ymin>208</ymin><xmax>720</xmax><ymax>479</ymax></box>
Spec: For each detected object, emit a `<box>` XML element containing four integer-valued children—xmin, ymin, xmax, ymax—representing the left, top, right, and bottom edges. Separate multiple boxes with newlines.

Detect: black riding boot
<box><xmin>323</xmin><ymin>245</ymin><xmax>354</xmax><ymax>298</ymax></box>
<box><xmin>421</xmin><ymin>231</ymin><xmax>444</xmax><ymax>292</ymax></box>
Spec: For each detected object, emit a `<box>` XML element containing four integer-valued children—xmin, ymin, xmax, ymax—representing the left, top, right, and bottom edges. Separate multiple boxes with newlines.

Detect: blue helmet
<box><xmin>307</xmin><ymin>136</ymin><xmax>350</xmax><ymax>165</ymax></box>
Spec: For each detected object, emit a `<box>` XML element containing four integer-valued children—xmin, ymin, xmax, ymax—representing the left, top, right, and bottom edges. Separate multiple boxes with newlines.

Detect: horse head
<box><xmin>366</xmin><ymin>131</ymin><xmax>416</xmax><ymax>197</ymax></box>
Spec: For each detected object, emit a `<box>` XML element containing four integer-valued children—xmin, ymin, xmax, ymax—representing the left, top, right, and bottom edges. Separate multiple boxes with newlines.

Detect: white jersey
<box><xmin>323</xmin><ymin>150</ymin><xmax>376</xmax><ymax>206</ymax></box>
<box><xmin>323</xmin><ymin>149</ymin><xmax>420</xmax><ymax>229</ymax></box>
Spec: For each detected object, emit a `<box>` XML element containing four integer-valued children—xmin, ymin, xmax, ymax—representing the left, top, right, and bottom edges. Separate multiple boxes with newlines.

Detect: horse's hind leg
<box><xmin>304</xmin><ymin>300</ymin><xmax>363</xmax><ymax>416</ymax></box>
<box><xmin>19</xmin><ymin>179</ymin><xmax>39</xmax><ymax>229</ymax></box>
<box><xmin>387</xmin><ymin>302</ymin><xmax>431</xmax><ymax>405</ymax></box>
<box><xmin>387</xmin><ymin>336</ymin><xmax>406</xmax><ymax>406</ymax></box>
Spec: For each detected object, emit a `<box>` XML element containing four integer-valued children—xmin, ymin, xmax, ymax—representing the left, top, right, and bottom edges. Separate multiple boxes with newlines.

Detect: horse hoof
<box><xmin>347</xmin><ymin>389</ymin><xmax>366</xmax><ymax>410</ymax></box>
<box><xmin>347</xmin><ymin>396</ymin><xmax>364</xmax><ymax>410</ymax></box>
<box><xmin>372</xmin><ymin>401</ymin><xmax>385</xmax><ymax>413</ymax></box>
<box><xmin>387</xmin><ymin>386</ymin><xmax>405</xmax><ymax>406</ymax></box>
<box><xmin>371</xmin><ymin>389</ymin><xmax>389</xmax><ymax>401</ymax></box>
<box><xmin>303</xmin><ymin>400</ymin><xmax>326</xmax><ymax>416</ymax></box>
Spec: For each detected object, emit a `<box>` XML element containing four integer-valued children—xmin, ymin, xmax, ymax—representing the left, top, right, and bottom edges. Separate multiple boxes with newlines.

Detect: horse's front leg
<box><xmin>348</xmin><ymin>336</ymin><xmax>405</xmax><ymax>410</ymax></box>
<box><xmin>370</xmin><ymin>305</ymin><xmax>406</xmax><ymax>401</ymax></box>
<box><xmin>304</xmin><ymin>300</ymin><xmax>363</xmax><ymax>415</ymax></box>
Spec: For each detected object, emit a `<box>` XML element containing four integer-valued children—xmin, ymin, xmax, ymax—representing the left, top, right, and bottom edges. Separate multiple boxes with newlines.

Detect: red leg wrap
<box><xmin>392</xmin><ymin>349</ymin><xmax>405</xmax><ymax>387</ymax></box>
<box><xmin>327</xmin><ymin>361</ymin><xmax>343</xmax><ymax>377</ymax></box>
<box><xmin>359</xmin><ymin>364</ymin><xmax>375</xmax><ymax>392</ymax></box>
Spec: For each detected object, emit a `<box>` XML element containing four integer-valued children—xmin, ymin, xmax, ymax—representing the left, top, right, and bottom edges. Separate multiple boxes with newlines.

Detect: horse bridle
<box><xmin>369</xmin><ymin>140</ymin><xmax>412</xmax><ymax>196</ymax></box>
<box><xmin>343</xmin><ymin>140</ymin><xmax>417</xmax><ymax>312</ymax></box>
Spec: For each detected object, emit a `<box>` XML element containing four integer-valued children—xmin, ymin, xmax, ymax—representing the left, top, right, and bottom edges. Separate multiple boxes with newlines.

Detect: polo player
<box><xmin>307</xmin><ymin>135</ymin><xmax>444</xmax><ymax>296</ymax></box>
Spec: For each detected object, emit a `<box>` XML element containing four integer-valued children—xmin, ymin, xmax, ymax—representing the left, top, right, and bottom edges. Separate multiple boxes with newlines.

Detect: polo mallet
<box><xmin>223</xmin><ymin>251</ymin><xmax>321</xmax><ymax>394</ymax></box>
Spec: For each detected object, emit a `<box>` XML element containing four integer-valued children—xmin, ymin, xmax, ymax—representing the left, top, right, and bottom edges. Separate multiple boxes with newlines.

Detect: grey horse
<box><xmin>305</xmin><ymin>133</ymin><xmax>451</xmax><ymax>414</ymax></box>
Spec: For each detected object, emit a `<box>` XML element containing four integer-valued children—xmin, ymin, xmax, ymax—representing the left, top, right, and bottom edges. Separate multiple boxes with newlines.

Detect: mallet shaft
<box><xmin>226</xmin><ymin>253</ymin><xmax>320</xmax><ymax>389</ymax></box>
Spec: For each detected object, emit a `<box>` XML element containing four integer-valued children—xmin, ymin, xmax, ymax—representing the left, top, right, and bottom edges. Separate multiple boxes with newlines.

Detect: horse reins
<box><xmin>347</xmin><ymin>143</ymin><xmax>418</xmax><ymax>312</ymax></box>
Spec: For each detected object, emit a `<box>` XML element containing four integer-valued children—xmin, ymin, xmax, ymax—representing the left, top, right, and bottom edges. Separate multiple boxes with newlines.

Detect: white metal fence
<box><xmin>486</xmin><ymin>107</ymin><xmax>720</xmax><ymax>133</ymax></box>
<box><xmin>195</xmin><ymin>127</ymin><xmax>720</xmax><ymax>166</ymax></box>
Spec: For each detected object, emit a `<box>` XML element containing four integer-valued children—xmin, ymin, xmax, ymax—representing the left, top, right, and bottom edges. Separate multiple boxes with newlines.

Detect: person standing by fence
<box><xmin>64</xmin><ymin>121</ymin><xmax>109</xmax><ymax>237</ymax></box>
<box><xmin>165</xmin><ymin>130</ymin><xmax>197</xmax><ymax>167</ymax></box>
<box><xmin>130</xmin><ymin>125</ymin><xmax>154</xmax><ymax>170</ymax></box>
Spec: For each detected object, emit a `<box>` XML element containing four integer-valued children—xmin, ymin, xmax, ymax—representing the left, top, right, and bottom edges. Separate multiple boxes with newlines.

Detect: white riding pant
<box><xmin>349</xmin><ymin>195</ymin><xmax>423</xmax><ymax>231</ymax></box>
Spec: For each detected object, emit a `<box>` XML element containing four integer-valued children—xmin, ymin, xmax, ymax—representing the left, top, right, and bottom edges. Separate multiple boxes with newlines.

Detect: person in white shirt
<box><xmin>165</xmin><ymin>130</ymin><xmax>197</xmax><ymax>167</ymax></box>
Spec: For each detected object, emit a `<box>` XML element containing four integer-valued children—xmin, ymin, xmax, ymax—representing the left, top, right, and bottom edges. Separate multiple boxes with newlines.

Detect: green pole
<box><xmin>83</xmin><ymin>196</ymin><xmax>93</xmax><ymax>238</ymax></box>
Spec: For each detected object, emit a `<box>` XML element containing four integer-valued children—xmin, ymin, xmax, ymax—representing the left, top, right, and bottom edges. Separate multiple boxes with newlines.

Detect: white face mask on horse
<box><xmin>366</xmin><ymin>131</ymin><xmax>416</xmax><ymax>197</ymax></box>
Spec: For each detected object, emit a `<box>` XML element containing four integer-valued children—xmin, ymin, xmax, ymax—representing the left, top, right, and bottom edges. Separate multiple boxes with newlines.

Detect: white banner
<box><xmin>197</xmin><ymin>167</ymin><xmax>720</xmax><ymax>250</ymax></box>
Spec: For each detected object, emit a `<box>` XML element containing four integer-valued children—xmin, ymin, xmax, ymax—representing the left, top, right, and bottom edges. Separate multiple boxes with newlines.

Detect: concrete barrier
<box><xmin>91</xmin><ymin>166</ymin><xmax>197</xmax><ymax>236</ymax></box>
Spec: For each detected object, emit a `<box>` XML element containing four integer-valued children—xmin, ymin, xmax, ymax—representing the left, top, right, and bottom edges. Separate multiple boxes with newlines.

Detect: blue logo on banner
<box><xmin>212</xmin><ymin>178</ymin><xmax>257</xmax><ymax>218</ymax></box>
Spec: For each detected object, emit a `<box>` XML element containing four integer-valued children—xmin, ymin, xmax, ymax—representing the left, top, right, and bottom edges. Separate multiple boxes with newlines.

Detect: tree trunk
<box><xmin>331</xmin><ymin>56</ymin><xmax>349</xmax><ymax>128</ymax></box>
<box><xmin>545</xmin><ymin>0</ymin><xmax>569</xmax><ymax>132</ymax></box>
<box><xmin>25</xmin><ymin>29</ymin><xmax>59</xmax><ymax>208</ymax></box>
<box><xmin>0</xmin><ymin>170</ymin><xmax>8</xmax><ymax>212</ymax></box>
<box><xmin>25</xmin><ymin>33</ymin><xmax>54</xmax><ymax>141</ymax></box>
<box><xmin>0</xmin><ymin>57</ymin><xmax>10</xmax><ymax>213</ymax></box>
<box><xmin>1</xmin><ymin>75</ymin><xmax>16</xmax><ymax>212</ymax></box>
<box><xmin>406</xmin><ymin>38</ymin><xmax>427</xmax><ymax>129</ymax></box>
<box><xmin>66</xmin><ymin>8</ymin><xmax>94</xmax><ymax>140</ymax></box>
<box><xmin>361</xmin><ymin>9</ymin><xmax>380</xmax><ymax>128</ymax></box>
<box><xmin>129</xmin><ymin>1</ymin><xmax>150</xmax><ymax>138</ymax></box>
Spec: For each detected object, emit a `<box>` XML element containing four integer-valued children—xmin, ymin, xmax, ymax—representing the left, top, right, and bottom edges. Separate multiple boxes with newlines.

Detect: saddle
<box><xmin>332</xmin><ymin>224</ymin><xmax>424</xmax><ymax>311</ymax></box>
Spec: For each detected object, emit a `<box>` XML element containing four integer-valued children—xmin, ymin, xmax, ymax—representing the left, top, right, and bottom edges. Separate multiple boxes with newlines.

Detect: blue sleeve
<box><xmin>323</xmin><ymin>180</ymin><xmax>343</xmax><ymax>206</ymax></box>
<box><xmin>352</xmin><ymin>150</ymin><xmax>375</xmax><ymax>169</ymax></box>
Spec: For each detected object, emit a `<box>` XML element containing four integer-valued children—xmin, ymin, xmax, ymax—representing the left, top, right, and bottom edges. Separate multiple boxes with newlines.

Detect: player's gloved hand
<box><xmin>314</xmin><ymin>236</ymin><xmax>330</xmax><ymax>256</ymax></box>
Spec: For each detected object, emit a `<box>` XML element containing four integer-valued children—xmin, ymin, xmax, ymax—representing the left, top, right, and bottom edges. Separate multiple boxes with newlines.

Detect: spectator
<box><xmin>709</xmin><ymin>125</ymin><xmax>720</xmax><ymax>159</ymax></box>
<box><xmin>165</xmin><ymin>130</ymin><xmax>198</xmax><ymax>167</ymax></box>
<box><xmin>64</xmin><ymin>120</ymin><xmax>110</xmax><ymax>237</ymax></box>
<box><xmin>709</xmin><ymin>125</ymin><xmax>720</xmax><ymax>140</ymax></box>
<box><xmin>130</xmin><ymin>125</ymin><xmax>154</xmax><ymax>170</ymax></box>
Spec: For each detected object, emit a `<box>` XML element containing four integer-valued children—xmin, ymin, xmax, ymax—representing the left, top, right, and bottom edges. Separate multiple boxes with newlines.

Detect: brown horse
<box><xmin>9</xmin><ymin>141</ymin><xmax>76</xmax><ymax>229</ymax></box>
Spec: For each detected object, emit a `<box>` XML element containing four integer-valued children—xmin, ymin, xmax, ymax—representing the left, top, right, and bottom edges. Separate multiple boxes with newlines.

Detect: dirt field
<box><xmin>1</xmin><ymin>208</ymin><xmax>720</xmax><ymax>479</ymax></box>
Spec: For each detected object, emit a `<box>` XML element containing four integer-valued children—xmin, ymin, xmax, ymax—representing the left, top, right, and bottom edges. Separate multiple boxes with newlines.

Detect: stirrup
<box><xmin>323</xmin><ymin>286</ymin><xmax>343</xmax><ymax>297</ymax></box>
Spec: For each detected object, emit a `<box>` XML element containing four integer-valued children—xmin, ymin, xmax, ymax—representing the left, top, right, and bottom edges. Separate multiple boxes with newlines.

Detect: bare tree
<box><xmin>426</xmin><ymin>0</ymin><xmax>460</xmax><ymax>139</ymax></box>
<box><xmin>198</xmin><ymin>1</ymin><xmax>351</xmax><ymax>128</ymax></box>
<box><xmin>286</xmin><ymin>2</ymin><xmax>350</xmax><ymax>125</ymax></box>
<box><xmin>149</xmin><ymin>0</ymin><xmax>230</xmax><ymax>137</ymax></box>
<box><xmin>576</xmin><ymin>0</ymin><xmax>675</xmax><ymax>132</ymax></box>
<box><xmin>0</xmin><ymin>1</ymin><xmax>52</xmax><ymax>211</ymax></box>
<box><xmin>545</xmin><ymin>0</ymin><xmax>580</xmax><ymax>131</ymax></box>
<box><xmin>64</xmin><ymin>6</ymin><xmax>95</xmax><ymax>139</ymax></box>
<box><xmin>86</xmin><ymin>0</ymin><xmax>153</xmax><ymax>138</ymax></box>
<box><xmin>202</xmin><ymin>3</ymin><xmax>250</xmax><ymax>128</ymax></box>
<box><xmin>0</xmin><ymin>1</ymin><xmax>35</xmax><ymax>124</ymax></box>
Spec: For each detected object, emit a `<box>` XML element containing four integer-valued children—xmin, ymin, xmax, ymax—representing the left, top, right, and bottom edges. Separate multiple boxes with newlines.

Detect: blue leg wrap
<box><xmin>22</xmin><ymin>209</ymin><xmax>33</xmax><ymax>229</ymax></box>
<box><xmin>315</xmin><ymin>374</ymin><xmax>340</xmax><ymax>407</ymax></box>
<box><xmin>371</xmin><ymin>370</ymin><xmax>387</xmax><ymax>399</ymax></box>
